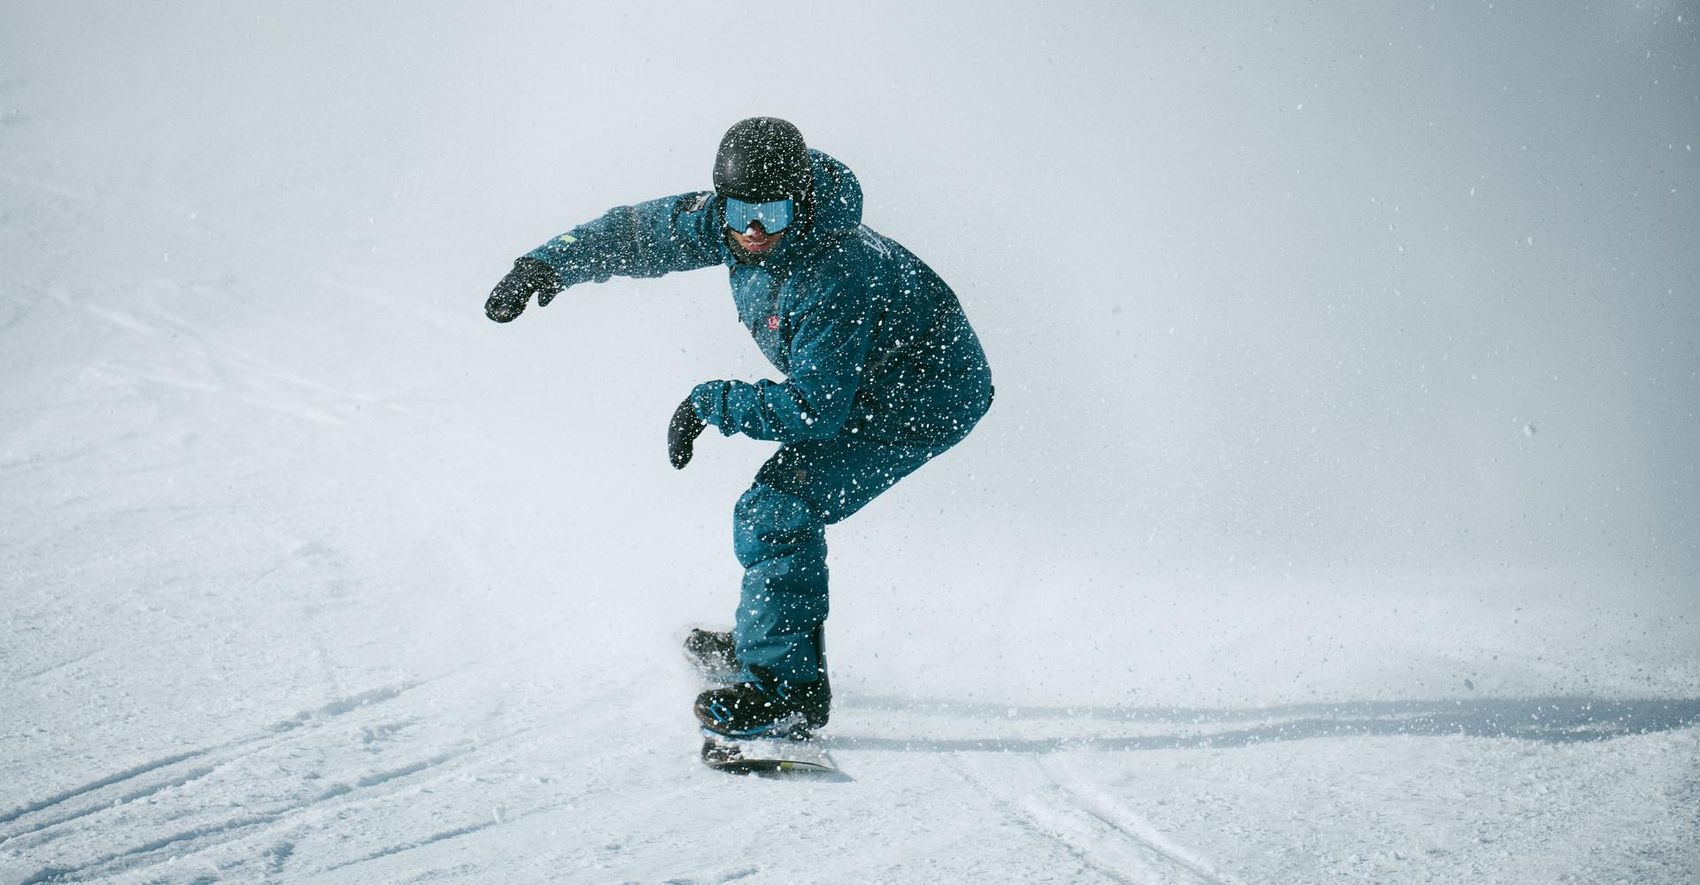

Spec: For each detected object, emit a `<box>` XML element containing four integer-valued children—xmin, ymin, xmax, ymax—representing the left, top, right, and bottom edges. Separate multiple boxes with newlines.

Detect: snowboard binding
<box><xmin>684</xmin><ymin>626</ymin><xmax>838</xmax><ymax>774</ymax></box>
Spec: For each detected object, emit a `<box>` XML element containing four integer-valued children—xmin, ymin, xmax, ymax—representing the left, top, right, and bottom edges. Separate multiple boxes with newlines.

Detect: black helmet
<box><xmin>714</xmin><ymin>117</ymin><xmax>813</xmax><ymax>208</ymax></box>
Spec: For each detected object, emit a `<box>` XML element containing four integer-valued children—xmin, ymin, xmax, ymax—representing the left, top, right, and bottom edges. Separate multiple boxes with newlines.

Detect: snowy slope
<box><xmin>3</xmin><ymin>2</ymin><xmax>1698</xmax><ymax>882</ymax></box>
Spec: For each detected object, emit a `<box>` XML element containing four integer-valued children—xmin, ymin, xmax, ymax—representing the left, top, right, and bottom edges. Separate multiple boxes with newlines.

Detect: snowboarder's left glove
<box><xmin>485</xmin><ymin>257</ymin><xmax>564</xmax><ymax>323</ymax></box>
<box><xmin>668</xmin><ymin>397</ymin><xmax>706</xmax><ymax>469</ymax></box>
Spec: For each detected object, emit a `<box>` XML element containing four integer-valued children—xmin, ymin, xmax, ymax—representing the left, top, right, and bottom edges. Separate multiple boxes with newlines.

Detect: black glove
<box><xmin>485</xmin><ymin>257</ymin><xmax>564</xmax><ymax>323</ymax></box>
<box><xmin>668</xmin><ymin>397</ymin><xmax>707</xmax><ymax>469</ymax></box>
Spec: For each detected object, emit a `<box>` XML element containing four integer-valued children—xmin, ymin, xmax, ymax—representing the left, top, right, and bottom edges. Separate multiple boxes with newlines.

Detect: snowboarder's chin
<box><xmin>732</xmin><ymin>230</ymin><xmax>782</xmax><ymax>253</ymax></box>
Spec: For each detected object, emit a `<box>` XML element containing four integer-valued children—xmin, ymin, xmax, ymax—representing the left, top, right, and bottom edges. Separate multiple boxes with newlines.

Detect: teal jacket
<box><xmin>524</xmin><ymin>151</ymin><xmax>992</xmax><ymax>446</ymax></box>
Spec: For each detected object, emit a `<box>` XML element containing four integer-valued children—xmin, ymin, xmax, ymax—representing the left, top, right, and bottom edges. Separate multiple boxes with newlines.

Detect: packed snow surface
<box><xmin>3</xmin><ymin>2</ymin><xmax>1697</xmax><ymax>882</ymax></box>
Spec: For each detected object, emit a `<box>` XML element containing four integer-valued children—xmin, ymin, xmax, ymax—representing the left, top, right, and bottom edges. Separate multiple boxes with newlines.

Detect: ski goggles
<box><xmin>723</xmin><ymin>196</ymin><xmax>795</xmax><ymax>234</ymax></box>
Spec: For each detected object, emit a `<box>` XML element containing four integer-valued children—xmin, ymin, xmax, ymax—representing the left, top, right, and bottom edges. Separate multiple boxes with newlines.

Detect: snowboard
<box><xmin>683</xmin><ymin>626</ymin><xmax>839</xmax><ymax>775</ymax></box>
<box><xmin>700</xmin><ymin>730</ymin><xmax>838</xmax><ymax>774</ymax></box>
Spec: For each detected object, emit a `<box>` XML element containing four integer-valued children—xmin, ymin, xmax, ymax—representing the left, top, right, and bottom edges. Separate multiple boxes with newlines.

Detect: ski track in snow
<box><xmin>1048</xmin><ymin>757</ymin><xmax>1245</xmax><ymax>885</ymax></box>
<box><xmin>0</xmin><ymin>683</ymin><xmax>500</xmax><ymax>882</ymax></box>
<box><xmin>951</xmin><ymin>754</ymin><xmax>1233</xmax><ymax>885</ymax></box>
<box><xmin>823</xmin><ymin>694</ymin><xmax>1700</xmax><ymax>884</ymax></box>
<box><xmin>14</xmin><ymin>649</ymin><xmax>106</xmax><ymax>685</ymax></box>
<box><xmin>71</xmin><ymin>288</ymin><xmax>391</xmax><ymax>428</ymax></box>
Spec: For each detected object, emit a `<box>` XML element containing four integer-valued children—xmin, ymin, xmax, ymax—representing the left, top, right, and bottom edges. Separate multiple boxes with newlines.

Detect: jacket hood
<box><xmin>805</xmin><ymin>149</ymin><xmax>862</xmax><ymax>235</ymax></box>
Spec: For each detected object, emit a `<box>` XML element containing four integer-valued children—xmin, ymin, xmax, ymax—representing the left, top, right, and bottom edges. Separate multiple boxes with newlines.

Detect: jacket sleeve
<box><xmin>523</xmin><ymin>192</ymin><xmax>722</xmax><ymax>287</ymax></box>
<box><xmin>690</xmin><ymin>270</ymin><xmax>881</xmax><ymax>443</ymax></box>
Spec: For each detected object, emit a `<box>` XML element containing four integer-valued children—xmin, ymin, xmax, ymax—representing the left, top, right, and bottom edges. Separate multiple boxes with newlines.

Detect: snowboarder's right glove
<box><xmin>668</xmin><ymin>397</ymin><xmax>707</xmax><ymax>469</ymax></box>
<box><xmin>485</xmin><ymin>257</ymin><xmax>564</xmax><ymax>323</ymax></box>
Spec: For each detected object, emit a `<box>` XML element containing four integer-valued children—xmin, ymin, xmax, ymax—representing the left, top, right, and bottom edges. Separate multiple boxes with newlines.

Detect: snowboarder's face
<box><xmin>728</xmin><ymin>222</ymin><xmax>784</xmax><ymax>254</ymax></box>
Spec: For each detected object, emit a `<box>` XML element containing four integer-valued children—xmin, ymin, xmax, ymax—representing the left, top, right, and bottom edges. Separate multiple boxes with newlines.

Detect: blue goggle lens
<box><xmin>724</xmin><ymin>197</ymin><xmax>794</xmax><ymax>234</ymax></box>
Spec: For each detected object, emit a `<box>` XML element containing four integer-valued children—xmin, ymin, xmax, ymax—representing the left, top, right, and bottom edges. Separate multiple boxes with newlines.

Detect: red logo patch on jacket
<box><xmin>766</xmin><ymin>316</ymin><xmax>780</xmax><ymax>331</ymax></box>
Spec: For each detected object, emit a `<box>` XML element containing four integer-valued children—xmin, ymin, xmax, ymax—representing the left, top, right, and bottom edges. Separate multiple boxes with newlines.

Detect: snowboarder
<box><xmin>484</xmin><ymin>117</ymin><xmax>993</xmax><ymax>743</ymax></box>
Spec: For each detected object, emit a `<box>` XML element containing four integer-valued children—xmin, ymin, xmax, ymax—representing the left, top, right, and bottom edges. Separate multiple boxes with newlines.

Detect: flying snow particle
<box><xmin>1524</xmin><ymin>423</ymin><xmax>1537</xmax><ymax>437</ymax></box>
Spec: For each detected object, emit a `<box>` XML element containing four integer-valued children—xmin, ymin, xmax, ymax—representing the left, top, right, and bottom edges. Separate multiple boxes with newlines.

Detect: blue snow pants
<box><xmin>732</xmin><ymin>435</ymin><xmax>954</xmax><ymax>684</ymax></box>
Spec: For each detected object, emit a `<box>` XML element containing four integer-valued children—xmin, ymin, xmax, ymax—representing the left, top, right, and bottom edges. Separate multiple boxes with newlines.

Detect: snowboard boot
<box><xmin>694</xmin><ymin>669</ymin><xmax>831</xmax><ymax>740</ymax></box>
<box><xmin>682</xmin><ymin>627</ymin><xmax>740</xmax><ymax>681</ymax></box>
